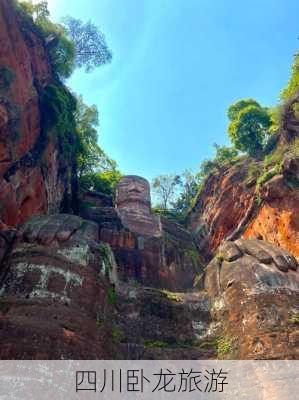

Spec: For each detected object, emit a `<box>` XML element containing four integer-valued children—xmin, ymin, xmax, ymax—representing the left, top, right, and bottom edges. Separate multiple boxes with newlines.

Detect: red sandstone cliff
<box><xmin>188</xmin><ymin>92</ymin><xmax>299</xmax><ymax>260</ymax></box>
<box><xmin>0</xmin><ymin>0</ymin><xmax>76</xmax><ymax>228</ymax></box>
<box><xmin>0</xmin><ymin>0</ymin><xmax>297</xmax><ymax>361</ymax></box>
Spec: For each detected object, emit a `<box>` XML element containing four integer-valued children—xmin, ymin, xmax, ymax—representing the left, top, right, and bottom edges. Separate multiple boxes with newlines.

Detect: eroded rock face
<box><xmin>188</xmin><ymin>156</ymin><xmax>299</xmax><ymax>259</ymax></box>
<box><xmin>115</xmin><ymin>283</ymin><xmax>213</xmax><ymax>360</ymax></box>
<box><xmin>205</xmin><ymin>239</ymin><xmax>299</xmax><ymax>359</ymax></box>
<box><xmin>0</xmin><ymin>0</ymin><xmax>76</xmax><ymax>227</ymax></box>
<box><xmin>243</xmin><ymin>159</ymin><xmax>299</xmax><ymax>257</ymax></box>
<box><xmin>188</xmin><ymin>159</ymin><xmax>256</xmax><ymax>259</ymax></box>
<box><xmin>80</xmin><ymin>179</ymin><xmax>204</xmax><ymax>290</ymax></box>
<box><xmin>0</xmin><ymin>214</ymin><xmax>116</xmax><ymax>359</ymax></box>
<box><xmin>279</xmin><ymin>91</ymin><xmax>299</xmax><ymax>144</ymax></box>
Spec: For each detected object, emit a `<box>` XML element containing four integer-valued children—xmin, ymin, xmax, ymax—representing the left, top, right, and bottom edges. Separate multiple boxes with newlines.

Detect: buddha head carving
<box><xmin>115</xmin><ymin>176</ymin><xmax>161</xmax><ymax>237</ymax></box>
<box><xmin>116</xmin><ymin>175</ymin><xmax>151</xmax><ymax>214</ymax></box>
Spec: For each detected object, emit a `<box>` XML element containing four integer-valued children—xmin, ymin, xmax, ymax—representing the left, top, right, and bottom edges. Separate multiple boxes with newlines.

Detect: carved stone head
<box><xmin>115</xmin><ymin>176</ymin><xmax>161</xmax><ymax>237</ymax></box>
<box><xmin>116</xmin><ymin>175</ymin><xmax>151</xmax><ymax>214</ymax></box>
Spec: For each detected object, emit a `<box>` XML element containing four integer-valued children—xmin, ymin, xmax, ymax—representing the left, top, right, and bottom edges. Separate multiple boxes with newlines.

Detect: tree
<box><xmin>213</xmin><ymin>144</ymin><xmax>238</xmax><ymax>165</ymax></box>
<box><xmin>228</xmin><ymin>100</ymin><xmax>272</xmax><ymax>156</ymax></box>
<box><xmin>79</xmin><ymin>169</ymin><xmax>122</xmax><ymax>195</ymax></box>
<box><xmin>62</xmin><ymin>17</ymin><xmax>112</xmax><ymax>72</ymax></box>
<box><xmin>227</xmin><ymin>99</ymin><xmax>260</xmax><ymax>121</ymax></box>
<box><xmin>152</xmin><ymin>174</ymin><xmax>181</xmax><ymax>210</ymax></box>
<box><xmin>75</xmin><ymin>96</ymin><xmax>115</xmax><ymax>177</ymax></box>
<box><xmin>19</xmin><ymin>1</ymin><xmax>112</xmax><ymax>78</ymax></box>
<box><xmin>19</xmin><ymin>0</ymin><xmax>49</xmax><ymax>20</ymax></box>
<box><xmin>172</xmin><ymin>170</ymin><xmax>201</xmax><ymax>214</ymax></box>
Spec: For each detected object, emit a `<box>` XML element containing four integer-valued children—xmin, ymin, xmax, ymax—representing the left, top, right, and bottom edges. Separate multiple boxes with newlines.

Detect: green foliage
<box><xmin>289</xmin><ymin>137</ymin><xmax>299</xmax><ymax>157</ymax></box>
<box><xmin>168</xmin><ymin>170</ymin><xmax>201</xmax><ymax>217</ymax></box>
<box><xmin>111</xmin><ymin>326</ymin><xmax>122</xmax><ymax>342</ymax></box>
<box><xmin>62</xmin><ymin>17</ymin><xmax>112</xmax><ymax>72</ymax></box>
<box><xmin>161</xmin><ymin>290</ymin><xmax>183</xmax><ymax>303</ymax></box>
<box><xmin>245</xmin><ymin>162</ymin><xmax>261</xmax><ymax>187</ymax></box>
<box><xmin>79</xmin><ymin>169</ymin><xmax>122</xmax><ymax>195</ymax></box>
<box><xmin>289</xmin><ymin>312</ymin><xmax>299</xmax><ymax>325</ymax></box>
<box><xmin>212</xmin><ymin>144</ymin><xmax>238</xmax><ymax>165</ymax></box>
<box><xmin>152</xmin><ymin>207</ymin><xmax>186</xmax><ymax>224</ymax></box>
<box><xmin>254</xmin><ymin>145</ymin><xmax>286</xmax><ymax>192</ymax></box>
<box><xmin>40</xmin><ymin>83</ymin><xmax>77</xmax><ymax>155</ymax></box>
<box><xmin>216</xmin><ymin>336</ymin><xmax>237</xmax><ymax>358</ymax></box>
<box><xmin>281</xmin><ymin>53</ymin><xmax>299</xmax><ymax>101</ymax></box>
<box><xmin>198</xmin><ymin>144</ymin><xmax>239</xmax><ymax>179</ymax></box>
<box><xmin>152</xmin><ymin>174</ymin><xmax>181</xmax><ymax>210</ymax></box>
<box><xmin>228</xmin><ymin>102</ymin><xmax>272</xmax><ymax>156</ymax></box>
<box><xmin>268</xmin><ymin>105</ymin><xmax>283</xmax><ymax>134</ymax></box>
<box><xmin>263</xmin><ymin>146</ymin><xmax>286</xmax><ymax>169</ymax></box>
<box><xmin>107</xmin><ymin>287</ymin><xmax>117</xmax><ymax>305</ymax></box>
<box><xmin>256</xmin><ymin>164</ymin><xmax>282</xmax><ymax>188</ymax></box>
<box><xmin>75</xmin><ymin>96</ymin><xmax>115</xmax><ymax>177</ymax></box>
<box><xmin>227</xmin><ymin>98</ymin><xmax>260</xmax><ymax>121</ymax></box>
<box><xmin>172</xmin><ymin>145</ymin><xmax>239</xmax><ymax>217</ymax></box>
<box><xmin>72</xmin><ymin>96</ymin><xmax>121</xmax><ymax>193</ymax></box>
<box><xmin>0</xmin><ymin>66</ymin><xmax>15</xmax><ymax>92</ymax></box>
<box><xmin>256</xmin><ymin>138</ymin><xmax>299</xmax><ymax>190</ymax></box>
<box><xmin>144</xmin><ymin>340</ymin><xmax>169</xmax><ymax>349</ymax></box>
<box><xmin>18</xmin><ymin>1</ymin><xmax>112</xmax><ymax>78</ymax></box>
<box><xmin>47</xmin><ymin>31</ymin><xmax>76</xmax><ymax>79</ymax></box>
<box><xmin>18</xmin><ymin>1</ymin><xmax>75</xmax><ymax>78</ymax></box>
<box><xmin>18</xmin><ymin>0</ymin><xmax>49</xmax><ymax>20</ymax></box>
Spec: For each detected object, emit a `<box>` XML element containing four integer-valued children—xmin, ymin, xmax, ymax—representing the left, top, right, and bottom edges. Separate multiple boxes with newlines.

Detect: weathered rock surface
<box><xmin>188</xmin><ymin>156</ymin><xmax>299</xmax><ymax>259</ymax></box>
<box><xmin>0</xmin><ymin>0</ymin><xmax>298</xmax><ymax>362</ymax></box>
<box><xmin>80</xmin><ymin>176</ymin><xmax>204</xmax><ymax>290</ymax></box>
<box><xmin>115</xmin><ymin>283</ymin><xmax>214</xmax><ymax>360</ymax></box>
<box><xmin>0</xmin><ymin>0</ymin><xmax>76</xmax><ymax>228</ymax></box>
<box><xmin>205</xmin><ymin>239</ymin><xmax>299</xmax><ymax>359</ymax></box>
<box><xmin>279</xmin><ymin>91</ymin><xmax>299</xmax><ymax>144</ymax></box>
<box><xmin>243</xmin><ymin>158</ymin><xmax>299</xmax><ymax>257</ymax></box>
<box><xmin>0</xmin><ymin>214</ymin><xmax>117</xmax><ymax>359</ymax></box>
<box><xmin>188</xmin><ymin>159</ymin><xmax>257</xmax><ymax>259</ymax></box>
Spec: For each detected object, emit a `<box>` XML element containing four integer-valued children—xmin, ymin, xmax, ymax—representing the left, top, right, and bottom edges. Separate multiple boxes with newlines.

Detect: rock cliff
<box><xmin>188</xmin><ymin>152</ymin><xmax>299</xmax><ymax>260</ymax></box>
<box><xmin>0</xmin><ymin>0</ymin><xmax>298</xmax><ymax>361</ymax></box>
<box><xmin>0</xmin><ymin>214</ymin><xmax>118</xmax><ymax>359</ymax></box>
<box><xmin>205</xmin><ymin>239</ymin><xmax>299</xmax><ymax>359</ymax></box>
<box><xmin>0</xmin><ymin>0</ymin><xmax>77</xmax><ymax>228</ymax></box>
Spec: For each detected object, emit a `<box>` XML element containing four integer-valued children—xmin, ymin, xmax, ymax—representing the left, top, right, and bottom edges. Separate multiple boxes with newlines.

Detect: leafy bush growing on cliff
<box><xmin>40</xmin><ymin>83</ymin><xmax>119</xmax><ymax>185</ymax></box>
<box><xmin>256</xmin><ymin>138</ymin><xmax>299</xmax><ymax>190</ymax></box>
<box><xmin>281</xmin><ymin>53</ymin><xmax>299</xmax><ymax>101</ymax></box>
<box><xmin>40</xmin><ymin>83</ymin><xmax>77</xmax><ymax>156</ymax></box>
<box><xmin>0</xmin><ymin>66</ymin><xmax>15</xmax><ymax>92</ymax></box>
<box><xmin>79</xmin><ymin>169</ymin><xmax>122</xmax><ymax>196</ymax></box>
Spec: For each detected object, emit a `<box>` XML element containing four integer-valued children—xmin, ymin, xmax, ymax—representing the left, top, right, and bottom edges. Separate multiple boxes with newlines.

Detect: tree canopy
<box><xmin>18</xmin><ymin>1</ymin><xmax>112</xmax><ymax>78</ymax></box>
<box><xmin>62</xmin><ymin>17</ymin><xmax>112</xmax><ymax>72</ymax></box>
<box><xmin>227</xmin><ymin>99</ymin><xmax>260</xmax><ymax>121</ymax></box>
<box><xmin>79</xmin><ymin>169</ymin><xmax>122</xmax><ymax>196</ymax></box>
<box><xmin>75</xmin><ymin>96</ymin><xmax>116</xmax><ymax>178</ymax></box>
<box><xmin>228</xmin><ymin>100</ymin><xmax>272</xmax><ymax>156</ymax></box>
<box><xmin>152</xmin><ymin>174</ymin><xmax>181</xmax><ymax>211</ymax></box>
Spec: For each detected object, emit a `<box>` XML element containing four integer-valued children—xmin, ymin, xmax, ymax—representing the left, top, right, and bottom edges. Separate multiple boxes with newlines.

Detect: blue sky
<box><xmin>46</xmin><ymin>0</ymin><xmax>299</xmax><ymax>181</ymax></box>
